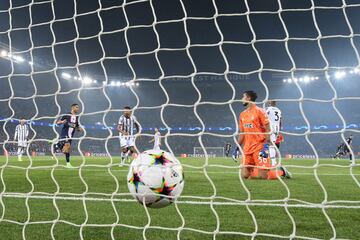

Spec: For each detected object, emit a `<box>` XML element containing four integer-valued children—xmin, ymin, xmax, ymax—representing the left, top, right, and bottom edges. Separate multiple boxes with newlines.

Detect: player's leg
<box><xmin>251</xmin><ymin>149</ymin><xmax>288</xmax><ymax>180</ymax></box>
<box><xmin>241</xmin><ymin>154</ymin><xmax>254</xmax><ymax>179</ymax></box>
<box><xmin>254</xmin><ymin>152</ymin><xmax>269</xmax><ymax>179</ymax></box>
<box><xmin>120</xmin><ymin>146</ymin><xmax>128</xmax><ymax>166</ymax></box>
<box><xmin>266</xmin><ymin>160</ymin><xmax>292</xmax><ymax>179</ymax></box>
<box><xmin>269</xmin><ymin>145</ymin><xmax>277</xmax><ymax>167</ymax></box>
<box><xmin>17</xmin><ymin>144</ymin><xmax>23</xmax><ymax>161</ymax></box>
<box><xmin>269</xmin><ymin>134</ymin><xmax>278</xmax><ymax>166</ymax></box>
<box><xmin>153</xmin><ymin>144</ymin><xmax>160</xmax><ymax>151</ymax></box>
<box><xmin>126</xmin><ymin>137</ymin><xmax>137</xmax><ymax>162</ymax></box>
<box><xmin>231</xmin><ymin>147</ymin><xmax>239</xmax><ymax>162</ymax></box>
<box><xmin>345</xmin><ymin>148</ymin><xmax>353</xmax><ymax>162</ymax></box>
<box><xmin>62</xmin><ymin>141</ymin><xmax>72</xmax><ymax>168</ymax></box>
<box><xmin>128</xmin><ymin>144</ymin><xmax>138</xmax><ymax>162</ymax></box>
<box><xmin>119</xmin><ymin>136</ymin><xmax>128</xmax><ymax>166</ymax></box>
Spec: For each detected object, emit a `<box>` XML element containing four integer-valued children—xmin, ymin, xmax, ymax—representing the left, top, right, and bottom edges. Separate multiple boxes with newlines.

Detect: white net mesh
<box><xmin>1</xmin><ymin>0</ymin><xmax>360</xmax><ymax>239</ymax></box>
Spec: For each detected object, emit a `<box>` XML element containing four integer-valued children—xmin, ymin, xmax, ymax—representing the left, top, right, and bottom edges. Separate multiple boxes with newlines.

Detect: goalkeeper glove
<box><xmin>259</xmin><ymin>144</ymin><xmax>269</xmax><ymax>158</ymax></box>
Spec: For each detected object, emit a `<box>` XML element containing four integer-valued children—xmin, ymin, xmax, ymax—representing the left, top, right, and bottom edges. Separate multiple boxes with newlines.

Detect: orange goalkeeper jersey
<box><xmin>239</xmin><ymin>105</ymin><xmax>270</xmax><ymax>154</ymax></box>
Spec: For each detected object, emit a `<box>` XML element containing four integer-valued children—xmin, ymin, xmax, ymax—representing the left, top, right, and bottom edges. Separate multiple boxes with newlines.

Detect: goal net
<box><xmin>0</xmin><ymin>0</ymin><xmax>359</xmax><ymax>239</ymax></box>
<box><xmin>193</xmin><ymin>147</ymin><xmax>224</xmax><ymax>158</ymax></box>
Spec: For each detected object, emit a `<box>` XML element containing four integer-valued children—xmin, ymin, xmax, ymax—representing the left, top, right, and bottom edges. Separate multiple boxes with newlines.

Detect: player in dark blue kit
<box><xmin>231</xmin><ymin>146</ymin><xmax>240</xmax><ymax>162</ymax></box>
<box><xmin>56</xmin><ymin>103</ymin><xmax>83</xmax><ymax>168</ymax></box>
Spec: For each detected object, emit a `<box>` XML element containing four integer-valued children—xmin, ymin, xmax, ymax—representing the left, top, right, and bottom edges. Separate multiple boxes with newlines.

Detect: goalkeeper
<box><xmin>238</xmin><ymin>91</ymin><xmax>291</xmax><ymax>179</ymax></box>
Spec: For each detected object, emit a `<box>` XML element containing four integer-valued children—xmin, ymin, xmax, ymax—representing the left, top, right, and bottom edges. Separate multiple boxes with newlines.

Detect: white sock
<box><xmin>269</xmin><ymin>146</ymin><xmax>277</xmax><ymax>166</ymax></box>
<box><xmin>17</xmin><ymin>147</ymin><xmax>22</xmax><ymax>156</ymax></box>
<box><xmin>121</xmin><ymin>152</ymin><xmax>126</xmax><ymax>164</ymax></box>
<box><xmin>17</xmin><ymin>147</ymin><xmax>24</xmax><ymax>159</ymax></box>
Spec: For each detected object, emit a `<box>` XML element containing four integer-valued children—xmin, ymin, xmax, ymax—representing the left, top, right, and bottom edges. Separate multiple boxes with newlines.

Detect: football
<box><xmin>127</xmin><ymin>150</ymin><xmax>184</xmax><ymax>208</ymax></box>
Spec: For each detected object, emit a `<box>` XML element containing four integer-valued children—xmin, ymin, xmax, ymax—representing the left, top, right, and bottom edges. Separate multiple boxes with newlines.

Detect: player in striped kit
<box><xmin>149</xmin><ymin>128</ymin><xmax>161</xmax><ymax>150</ymax></box>
<box><xmin>14</xmin><ymin>117</ymin><xmax>29</xmax><ymax>161</ymax></box>
<box><xmin>117</xmin><ymin>106</ymin><xmax>140</xmax><ymax>166</ymax></box>
<box><xmin>265</xmin><ymin>100</ymin><xmax>282</xmax><ymax>167</ymax></box>
<box><xmin>56</xmin><ymin>103</ymin><xmax>83</xmax><ymax>168</ymax></box>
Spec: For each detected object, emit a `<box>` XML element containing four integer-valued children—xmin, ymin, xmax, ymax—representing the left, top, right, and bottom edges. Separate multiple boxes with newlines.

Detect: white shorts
<box><xmin>17</xmin><ymin>141</ymin><xmax>27</xmax><ymax>148</ymax></box>
<box><xmin>120</xmin><ymin>136</ymin><xmax>135</xmax><ymax>148</ymax></box>
<box><xmin>153</xmin><ymin>145</ymin><xmax>160</xmax><ymax>150</ymax></box>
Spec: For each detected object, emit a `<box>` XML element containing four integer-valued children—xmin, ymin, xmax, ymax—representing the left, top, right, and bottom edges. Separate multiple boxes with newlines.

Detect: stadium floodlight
<box><xmin>125</xmin><ymin>82</ymin><xmax>130</xmax><ymax>86</ymax></box>
<box><xmin>110</xmin><ymin>81</ymin><xmax>116</xmax><ymax>86</ymax></box>
<box><xmin>304</xmin><ymin>76</ymin><xmax>310</xmax><ymax>82</ymax></box>
<box><xmin>315</xmin><ymin>76</ymin><xmax>319</xmax><ymax>80</ymax></box>
<box><xmin>121</xmin><ymin>82</ymin><xmax>125</xmax><ymax>86</ymax></box>
<box><xmin>335</xmin><ymin>71</ymin><xmax>346</xmax><ymax>79</ymax></box>
<box><xmin>28</xmin><ymin>61</ymin><xmax>33</xmax><ymax>65</ymax></box>
<box><xmin>116</xmin><ymin>81</ymin><xmax>121</xmax><ymax>87</ymax></box>
<box><xmin>93</xmin><ymin>80</ymin><xmax>98</xmax><ymax>84</ymax></box>
<box><xmin>61</xmin><ymin>72</ymin><xmax>72</xmax><ymax>80</ymax></box>
<box><xmin>131</xmin><ymin>82</ymin><xmax>135</xmax><ymax>86</ymax></box>
<box><xmin>299</xmin><ymin>78</ymin><xmax>303</xmax><ymax>82</ymax></box>
<box><xmin>1</xmin><ymin>50</ymin><xmax>7</xmax><ymax>57</ymax></box>
<box><xmin>282</xmin><ymin>79</ymin><xmax>286</xmax><ymax>83</ymax></box>
<box><xmin>287</xmin><ymin>79</ymin><xmax>292</xmax><ymax>83</ymax></box>
<box><xmin>354</xmin><ymin>68</ymin><xmax>359</xmax><ymax>74</ymax></box>
<box><xmin>136</xmin><ymin>83</ymin><xmax>139</xmax><ymax>86</ymax></box>
<box><xmin>83</xmin><ymin>76</ymin><xmax>92</xmax><ymax>84</ymax></box>
<box><xmin>102</xmin><ymin>81</ymin><xmax>106</xmax><ymax>85</ymax></box>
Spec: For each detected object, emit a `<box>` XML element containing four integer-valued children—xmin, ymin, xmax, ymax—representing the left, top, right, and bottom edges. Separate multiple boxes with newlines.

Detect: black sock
<box><xmin>65</xmin><ymin>153</ymin><xmax>70</xmax><ymax>163</ymax></box>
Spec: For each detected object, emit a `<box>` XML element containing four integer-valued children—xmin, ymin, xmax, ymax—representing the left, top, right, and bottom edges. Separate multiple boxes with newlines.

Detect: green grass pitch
<box><xmin>0</xmin><ymin>156</ymin><xmax>359</xmax><ymax>239</ymax></box>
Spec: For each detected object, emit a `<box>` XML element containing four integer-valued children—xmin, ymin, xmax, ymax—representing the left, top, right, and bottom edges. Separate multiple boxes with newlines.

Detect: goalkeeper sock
<box><xmin>65</xmin><ymin>153</ymin><xmax>70</xmax><ymax>163</ymax></box>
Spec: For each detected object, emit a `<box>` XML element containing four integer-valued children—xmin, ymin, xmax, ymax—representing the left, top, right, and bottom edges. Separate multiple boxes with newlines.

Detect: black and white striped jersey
<box><xmin>118</xmin><ymin>115</ymin><xmax>138</xmax><ymax>137</ymax></box>
<box><xmin>14</xmin><ymin>124</ymin><xmax>29</xmax><ymax>142</ymax></box>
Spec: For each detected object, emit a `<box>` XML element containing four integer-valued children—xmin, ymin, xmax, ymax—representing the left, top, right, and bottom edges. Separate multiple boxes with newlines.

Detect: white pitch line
<box><xmin>1</xmin><ymin>193</ymin><xmax>360</xmax><ymax>209</ymax></box>
<box><xmin>1</xmin><ymin>167</ymin><xmax>359</xmax><ymax>176</ymax></box>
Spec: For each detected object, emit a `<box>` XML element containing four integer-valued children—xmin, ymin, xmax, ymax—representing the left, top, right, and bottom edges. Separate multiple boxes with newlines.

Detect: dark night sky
<box><xmin>0</xmin><ymin>0</ymin><xmax>360</xmax><ymax>154</ymax></box>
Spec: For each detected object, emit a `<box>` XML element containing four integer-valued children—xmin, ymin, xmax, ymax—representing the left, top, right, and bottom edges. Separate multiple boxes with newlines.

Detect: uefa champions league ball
<box><xmin>127</xmin><ymin>150</ymin><xmax>185</xmax><ymax>208</ymax></box>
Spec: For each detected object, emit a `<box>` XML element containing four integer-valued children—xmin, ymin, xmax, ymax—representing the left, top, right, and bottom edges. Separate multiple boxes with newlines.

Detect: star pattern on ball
<box><xmin>150</xmin><ymin>152</ymin><xmax>171</xmax><ymax>166</ymax></box>
<box><xmin>128</xmin><ymin>170</ymin><xmax>142</xmax><ymax>193</ymax></box>
<box><xmin>151</xmin><ymin>177</ymin><xmax>176</xmax><ymax>197</ymax></box>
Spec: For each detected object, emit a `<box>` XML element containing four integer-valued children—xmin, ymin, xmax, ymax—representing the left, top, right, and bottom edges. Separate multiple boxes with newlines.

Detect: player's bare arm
<box><xmin>56</xmin><ymin>119</ymin><xmax>67</xmax><ymax>125</ymax></box>
<box><xmin>264</xmin><ymin>123</ymin><xmax>271</xmax><ymax>143</ymax></box>
<box><xmin>117</xmin><ymin>123</ymin><xmax>127</xmax><ymax>135</ymax></box>
<box><xmin>238</xmin><ymin>132</ymin><xmax>244</xmax><ymax>146</ymax></box>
